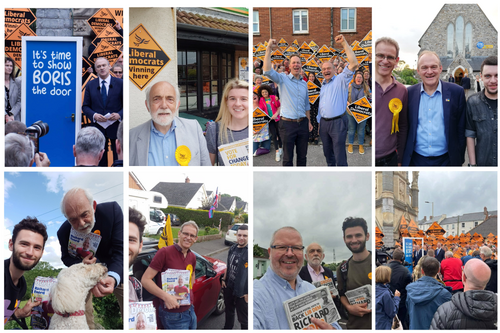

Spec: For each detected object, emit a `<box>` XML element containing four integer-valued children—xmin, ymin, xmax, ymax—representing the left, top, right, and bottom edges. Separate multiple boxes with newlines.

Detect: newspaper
<box><xmin>345</xmin><ymin>284</ymin><xmax>372</xmax><ymax>310</ymax></box>
<box><xmin>129</xmin><ymin>301</ymin><xmax>156</xmax><ymax>330</ymax></box>
<box><xmin>218</xmin><ymin>138</ymin><xmax>249</xmax><ymax>166</ymax></box>
<box><xmin>161</xmin><ymin>269</ymin><xmax>191</xmax><ymax>306</ymax></box>
<box><xmin>283</xmin><ymin>286</ymin><xmax>340</xmax><ymax>330</ymax></box>
<box><xmin>68</xmin><ymin>228</ymin><xmax>102</xmax><ymax>260</ymax></box>
<box><xmin>312</xmin><ymin>278</ymin><xmax>338</xmax><ymax>296</ymax></box>
<box><xmin>31</xmin><ymin>276</ymin><xmax>57</xmax><ymax>329</ymax></box>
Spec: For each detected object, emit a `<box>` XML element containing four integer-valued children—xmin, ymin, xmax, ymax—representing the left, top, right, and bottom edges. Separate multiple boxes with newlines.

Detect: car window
<box><xmin>195</xmin><ymin>257</ymin><xmax>206</xmax><ymax>279</ymax></box>
<box><xmin>231</xmin><ymin>224</ymin><xmax>241</xmax><ymax>231</ymax></box>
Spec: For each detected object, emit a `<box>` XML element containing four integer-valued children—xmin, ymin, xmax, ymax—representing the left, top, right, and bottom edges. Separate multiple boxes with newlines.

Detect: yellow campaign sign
<box><xmin>309</xmin><ymin>40</ymin><xmax>319</xmax><ymax>52</ymax></box>
<box><xmin>292</xmin><ymin>39</ymin><xmax>299</xmax><ymax>48</ymax></box>
<box><xmin>299</xmin><ymin>41</ymin><xmax>314</xmax><ymax>60</ymax></box>
<box><xmin>299</xmin><ymin>54</ymin><xmax>308</xmax><ymax>66</ymax></box>
<box><xmin>92</xmin><ymin>25</ymin><xmax>123</xmax><ymax>48</ymax></box>
<box><xmin>278</xmin><ymin>38</ymin><xmax>288</xmax><ymax>51</ymax></box>
<box><xmin>347</xmin><ymin>96</ymin><xmax>372</xmax><ymax>124</ymax></box>
<box><xmin>253</xmin><ymin>107</ymin><xmax>270</xmax><ymax>134</ymax></box>
<box><xmin>303</xmin><ymin>58</ymin><xmax>320</xmax><ymax>75</ymax></box>
<box><xmin>408</xmin><ymin>219</ymin><xmax>419</xmax><ymax>237</ymax></box>
<box><xmin>87</xmin><ymin>8</ymin><xmax>116</xmax><ymax>35</ymax></box>
<box><xmin>5</xmin><ymin>8</ymin><xmax>37</xmax><ymax>36</ymax></box>
<box><xmin>271</xmin><ymin>48</ymin><xmax>286</xmax><ymax>65</ymax></box>
<box><xmin>359</xmin><ymin>30</ymin><xmax>372</xmax><ymax>54</ymax></box>
<box><xmin>5</xmin><ymin>23</ymin><xmax>36</xmax><ymax>69</ymax></box>
<box><xmin>284</xmin><ymin>45</ymin><xmax>298</xmax><ymax>59</ymax></box>
<box><xmin>352</xmin><ymin>42</ymin><xmax>369</xmax><ymax>64</ymax></box>
<box><xmin>108</xmin><ymin>8</ymin><xmax>124</xmax><ymax>28</ymax></box>
<box><xmin>129</xmin><ymin>23</ymin><xmax>171</xmax><ymax>90</ymax></box>
<box><xmin>264</xmin><ymin>41</ymin><xmax>268</xmax><ymax>47</ymax></box>
<box><xmin>399</xmin><ymin>215</ymin><xmax>408</xmax><ymax>233</ymax></box>
<box><xmin>316</xmin><ymin>45</ymin><xmax>334</xmax><ymax>62</ymax></box>
<box><xmin>254</xmin><ymin>44</ymin><xmax>267</xmax><ymax>61</ymax></box>
<box><xmin>307</xmin><ymin>80</ymin><xmax>320</xmax><ymax>104</ymax></box>
<box><xmin>426</xmin><ymin>222</ymin><xmax>446</xmax><ymax>235</ymax></box>
<box><xmin>88</xmin><ymin>40</ymin><xmax>121</xmax><ymax>66</ymax></box>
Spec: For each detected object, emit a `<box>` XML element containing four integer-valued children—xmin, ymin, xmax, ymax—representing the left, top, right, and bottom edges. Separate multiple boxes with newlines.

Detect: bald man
<box><xmin>430</xmin><ymin>259</ymin><xmax>496</xmax><ymax>329</ymax></box>
<box><xmin>299</xmin><ymin>243</ymin><xmax>336</xmax><ymax>285</ymax></box>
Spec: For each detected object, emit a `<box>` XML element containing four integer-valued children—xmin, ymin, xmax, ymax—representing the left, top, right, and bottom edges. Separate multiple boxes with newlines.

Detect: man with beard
<box><xmin>263</xmin><ymin>40</ymin><xmax>311</xmax><ymax>166</ymax></box>
<box><xmin>57</xmin><ymin>187</ymin><xmax>123</xmax><ymax>329</ymax></box>
<box><xmin>299</xmin><ymin>243</ymin><xmax>336</xmax><ymax>293</ymax></box>
<box><xmin>254</xmin><ymin>227</ymin><xmax>341</xmax><ymax>329</ymax></box>
<box><xmin>466</xmin><ymin>56</ymin><xmax>498</xmax><ymax>166</ymax></box>
<box><xmin>129</xmin><ymin>81</ymin><xmax>210</xmax><ymax>166</ymax></box>
<box><xmin>336</xmin><ymin>217</ymin><xmax>372</xmax><ymax>329</ymax></box>
<box><xmin>129</xmin><ymin>207</ymin><xmax>147</xmax><ymax>302</ymax></box>
<box><xmin>4</xmin><ymin>218</ymin><xmax>48</xmax><ymax>326</ymax></box>
<box><xmin>222</xmin><ymin>224</ymin><xmax>248</xmax><ymax>329</ymax></box>
<box><xmin>402</xmin><ymin>51</ymin><xmax>466</xmax><ymax>166</ymax></box>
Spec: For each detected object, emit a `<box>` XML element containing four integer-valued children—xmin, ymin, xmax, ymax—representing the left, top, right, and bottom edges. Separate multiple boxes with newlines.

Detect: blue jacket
<box><xmin>376</xmin><ymin>283</ymin><xmax>400</xmax><ymax>330</ymax></box>
<box><xmin>406</xmin><ymin>276</ymin><xmax>452</xmax><ymax>329</ymax></box>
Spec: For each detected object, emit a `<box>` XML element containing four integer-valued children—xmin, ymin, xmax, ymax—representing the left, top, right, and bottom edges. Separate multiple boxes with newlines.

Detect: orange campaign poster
<box><xmin>92</xmin><ymin>25</ymin><xmax>123</xmax><ymax>48</ymax></box>
<box><xmin>291</xmin><ymin>39</ymin><xmax>299</xmax><ymax>48</ymax></box>
<box><xmin>303</xmin><ymin>58</ymin><xmax>320</xmax><ymax>75</ymax></box>
<box><xmin>253</xmin><ymin>108</ymin><xmax>270</xmax><ymax>134</ymax></box>
<box><xmin>254</xmin><ymin>44</ymin><xmax>267</xmax><ymax>61</ymax></box>
<box><xmin>299</xmin><ymin>42</ymin><xmax>314</xmax><ymax>60</ymax></box>
<box><xmin>271</xmin><ymin>48</ymin><xmax>286</xmax><ymax>65</ymax></box>
<box><xmin>347</xmin><ymin>96</ymin><xmax>372</xmax><ymax>124</ymax></box>
<box><xmin>426</xmin><ymin>222</ymin><xmax>446</xmax><ymax>236</ymax></box>
<box><xmin>408</xmin><ymin>219</ymin><xmax>419</xmax><ymax>237</ymax></box>
<box><xmin>87</xmin><ymin>8</ymin><xmax>116</xmax><ymax>35</ymax></box>
<box><xmin>359</xmin><ymin>30</ymin><xmax>372</xmax><ymax>54</ymax></box>
<box><xmin>351</xmin><ymin>41</ymin><xmax>369</xmax><ymax>64</ymax></box>
<box><xmin>277</xmin><ymin>38</ymin><xmax>288</xmax><ymax>52</ymax></box>
<box><xmin>308</xmin><ymin>40</ymin><xmax>319</xmax><ymax>53</ymax></box>
<box><xmin>5</xmin><ymin>23</ymin><xmax>36</xmax><ymax>69</ymax></box>
<box><xmin>316</xmin><ymin>45</ymin><xmax>334</xmax><ymax>63</ymax></box>
<box><xmin>108</xmin><ymin>8</ymin><xmax>124</xmax><ymax>28</ymax></box>
<box><xmin>88</xmin><ymin>40</ymin><xmax>121</xmax><ymax>66</ymax></box>
<box><xmin>307</xmin><ymin>81</ymin><xmax>320</xmax><ymax>104</ymax></box>
<box><xmin>284</xmin><ymin>45</ymin><xmax>298</xmax><ymax>59</ymax></box>
<box><xmin>5</xmin><ymin>8</ymin><xmax>36</xmax><ymax>37</ymax></box>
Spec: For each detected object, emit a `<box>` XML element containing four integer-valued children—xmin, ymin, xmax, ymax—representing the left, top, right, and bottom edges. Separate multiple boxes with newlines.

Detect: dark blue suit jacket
<box><xmin>402</xmin><ymin>81</ymin><xmax>466</xmax><ymax>166</ymax></box>
<box><xmin>57</xmin><ymin>202</ymin><xmax>124</xmax><ymax>284</ymax></box>
<box><xmin>82</xmin><ymin>76</ymin><xmax>123</xmax><ymax>139</ymax></box>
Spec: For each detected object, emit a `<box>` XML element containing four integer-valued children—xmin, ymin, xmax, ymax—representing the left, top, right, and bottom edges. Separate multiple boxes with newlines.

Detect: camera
<box><xmin>26</xmin><ymin>120</ymin><xmax>49</xmax><ymax>154</ymax></box>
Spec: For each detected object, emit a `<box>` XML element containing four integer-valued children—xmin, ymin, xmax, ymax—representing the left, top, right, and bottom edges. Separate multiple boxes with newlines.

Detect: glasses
<box><xmin>271</xmin><ymin>245</ymin><xmax>305</xmax><ymax>253</ymax></box>
<box><xmin>181</xmin><ymin>231</ymin><xmax>197</xmax><ymax>239</ymax></box>
<box><xmin>375</xmin><ymin>53</ymin><xmax>397</xmax><ymax>62</ymax></box>
<box><xmin>113</xmin><ymin>71</ymin><xmax>123</xmax><ymax>74</ymax></box>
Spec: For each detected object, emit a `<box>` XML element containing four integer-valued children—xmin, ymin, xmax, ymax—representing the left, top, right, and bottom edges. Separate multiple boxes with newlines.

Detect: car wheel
<box><xmin>224</xmin><ymin>240</ymin><xmax>230</xmax><ymax>246</ymax></box>
<box><xmin>213</xmin><ymin>289</ymin><xmax>225</xmax><ymax>315</ymax></box>
<box><xmin>156</xmin><ymin>228</ymin><xmax>163</xmax><ymax>235</ymax></box>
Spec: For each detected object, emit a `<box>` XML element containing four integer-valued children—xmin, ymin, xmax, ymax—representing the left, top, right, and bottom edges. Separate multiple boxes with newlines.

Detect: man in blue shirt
<box><xmin>318</xmin><ymin>35</ymin><xmax>358</xmax><ymax>166</ymax></box>
<box><xmin>254</xmin><ymin>227</ymin><xmax>341</xmax><ymax>330</ymax></box>
<box><xmin>263</xmin><ymin>40</ymin><xmax>312</xmax><ymax>166</ymax></box>
<box><xmin>403</xmin><ymin>51</ymin><xmax>466</xmax><ymax>166</ymax></box>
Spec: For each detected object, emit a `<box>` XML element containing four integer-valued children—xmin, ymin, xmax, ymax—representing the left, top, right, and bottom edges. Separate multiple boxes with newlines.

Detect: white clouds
<box><xmin>3</xmin><ymin>224</ymin><xmax>13</xmax><ymax>259</ymax></box>
<box><xmin>42</xmin><ymin>236</ymin><xmax>65</xmax><ymax>269</ymax></box>
<box><xmin>4</xmin><ymin>179</ymin><xmax>15</xmax><ymax>198</ymax></box>
<box><xmin>42</xmin><ymin>173</ymin><xmax>63</xmax><ymax>193</ymax></box>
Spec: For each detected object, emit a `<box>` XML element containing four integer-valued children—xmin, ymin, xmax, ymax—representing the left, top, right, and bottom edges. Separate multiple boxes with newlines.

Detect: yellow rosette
<box><xmin>389</xmin><ymin>98</ymin><xmax>403</xmax><ymax>134</ymax></box>
<box><xmin>175</xmin><ymin>145</ymin><xmax>191</xmax><ymax>166</ymax></box>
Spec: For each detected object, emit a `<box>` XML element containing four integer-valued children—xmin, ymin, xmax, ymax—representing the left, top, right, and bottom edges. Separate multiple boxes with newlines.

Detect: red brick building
<box><xmin>253</xmin><ymin>7</ymin><xmax>371</xmax><ymax>47</ymax></box>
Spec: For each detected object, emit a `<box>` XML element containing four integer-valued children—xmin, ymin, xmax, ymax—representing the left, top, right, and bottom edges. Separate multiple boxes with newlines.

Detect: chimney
<box><xmin>185</xmin><ymin>176</ymin><xmax>190</xmax><ymax>183</ymax></box>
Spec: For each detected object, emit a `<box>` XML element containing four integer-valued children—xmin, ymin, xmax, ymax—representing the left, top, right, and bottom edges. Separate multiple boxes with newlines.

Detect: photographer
<box><xmin>5</xmin><ymin>133</ymin><xmax>50</xmax><ymax>167</ymax></box>
<box><xmin>5</xmin><ymin>121</ymin><xmax>26</xmax><ymax>135</ymax></box>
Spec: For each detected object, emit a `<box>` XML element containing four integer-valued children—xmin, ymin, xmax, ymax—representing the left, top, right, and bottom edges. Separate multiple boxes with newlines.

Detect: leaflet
<box><xmin>312</xmin><ymin>278</ymin><xmax>338</xmax><ymax>296</ymax></box>
<box><xmin>129</xmin><ymin>301</ymin><xmax>156</xmax><ymax>330</ymax></box>
<box><xmin>161</xmin><ymin>269</ymin><xmax>191</xmax><ymax>306</ymax></box>
<box><xmin>345</xmin><ymin>284</ymin><xmax>372</xmax><ymax>310</ymax></box>
<box><xmin>31</xmin><ymin>276</ymin><xmax>57</xmax><ymax>329</ymax></box>
<box><xmin>68</xmin><ymin>228</ymin><xmax>102</xmax><ymax>260</ymax></box>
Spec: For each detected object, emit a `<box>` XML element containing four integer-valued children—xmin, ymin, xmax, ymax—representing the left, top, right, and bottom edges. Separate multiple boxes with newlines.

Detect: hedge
<box><xmin>162</xmin><ymin>206</ymin><xmax>234</xmax><ymax>231</ymax></box>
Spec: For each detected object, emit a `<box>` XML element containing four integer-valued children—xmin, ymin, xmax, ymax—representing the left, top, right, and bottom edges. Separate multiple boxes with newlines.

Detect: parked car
<box><xmin>144</xmin><ymin>209</ymin><xmax>166</xmax><ymax>235</ymax></box>
<box><xmin>224</xmin><ymin>223</ymin><xmax>243</xmax><ymax>245</ymax></box>
<box><xmin>131</xmin><ymin>241</ymin><xmax>226</xmax><ymax>326</ymax></box>
<box><xmin>167</xmin><ymin>213</ymin><xmax>181</xmax><ymax>226</ymax></box>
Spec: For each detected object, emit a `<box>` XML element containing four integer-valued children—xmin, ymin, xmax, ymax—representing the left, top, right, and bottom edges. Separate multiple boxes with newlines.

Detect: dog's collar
<box><xmin>56</xmin><ymin>310</ymin><xmax>85</xmax><ymax>317</ymax></box>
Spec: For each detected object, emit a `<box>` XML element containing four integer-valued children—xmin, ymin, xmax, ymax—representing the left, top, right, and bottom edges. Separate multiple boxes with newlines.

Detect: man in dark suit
<box><xmin>461</xmin><ymin>73</ymin><xmax>471</xmax><ymax>99</ymax></box>
<box><xmin>299</xmin><ymin>242</ymin><xmax>335</xmax><ymax>283</ymax></box>
<box><xmin>57</xmin><ymin>187</ymin><xmax>123</xmax><ymax>329</ymax></box>
<box><xmin>413</xmin><ymin>244</ymin><xmax>427</xmax><ymax>267</ymax></box>
<box><xmin>82</xmin><ymin>57</ymin><xmax>123</xmax><ymax>167</ymax></box>
<box><xmin>402</xmin><ymin>51</ymin><xmax>466</xmax><ymax>166</ymax></box>
<box><xmin>435</xmin><ymin>243</ymin><xmax>445</xmax><ymax>262</ymax></box>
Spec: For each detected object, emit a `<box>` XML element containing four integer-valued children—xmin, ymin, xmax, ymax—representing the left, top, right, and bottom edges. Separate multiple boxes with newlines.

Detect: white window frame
<box><xmin>292</xmin><ymin>9</ymin><xmax>309</xmax><ymax>34</ymax></box>
<box><xmin>340</xmin><ymin>8</ymin><xmax>356</xmax><ymax>32</ymax></box>
<box><xmin>253</xmin><ymin>11</ymin><xmax>260</xmax><ymax>35</ymax></box>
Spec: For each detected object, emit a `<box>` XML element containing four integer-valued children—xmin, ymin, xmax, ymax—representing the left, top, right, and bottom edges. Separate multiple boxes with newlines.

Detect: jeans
<box><xmin>347</xmin><ymin>113</ymin><xmax>366</xmax><ymax>145</ymax></box>
<box><xmin>253</xmin><ymin>140</ymin><xmax>271</xmax><ymax>153</ymax></box>
<box><xmin>158</xmin><ymin>304</ymin><xmax>197</xmax><ymax>330</ymax></box>
<box><xmin>319</xmin><ymin>114</ymin><xmax>348</xmax><ymax>166</ymax></box>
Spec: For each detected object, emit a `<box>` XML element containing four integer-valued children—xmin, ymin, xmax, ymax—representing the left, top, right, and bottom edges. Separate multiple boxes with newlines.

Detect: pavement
<box><xmin>253</xmin><ymin>134</ymin><xmax>372</xmax><ymax>167</ymax></box>
<box><xmin>190</xmin><ymin>238</ymin><xmax>230</xmax><ymax>257</ymax></box>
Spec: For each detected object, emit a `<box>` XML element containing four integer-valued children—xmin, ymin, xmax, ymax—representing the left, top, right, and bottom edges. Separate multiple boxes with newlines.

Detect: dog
<box><xmin>48</xmin><ymin>263</ymin><xmax>108</xmax><ymax>330</ymax></box>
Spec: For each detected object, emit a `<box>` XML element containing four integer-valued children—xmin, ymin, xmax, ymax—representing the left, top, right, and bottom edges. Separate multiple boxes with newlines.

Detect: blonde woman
<box><xmin>376</xmin><ymin>265</ymin><xmax>401</xmax><ymax>330</ymax></box>
<box><xmin>205</xmin><ymin>79</ymin><xmax>249</xmax><ymax>166</ymax></box>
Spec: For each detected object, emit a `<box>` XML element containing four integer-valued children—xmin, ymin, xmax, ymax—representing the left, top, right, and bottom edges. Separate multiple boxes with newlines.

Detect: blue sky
<box><xmin>4</xmin><ymin>172</ymin><xmax>123</xmax><ymax>269</ymax></box>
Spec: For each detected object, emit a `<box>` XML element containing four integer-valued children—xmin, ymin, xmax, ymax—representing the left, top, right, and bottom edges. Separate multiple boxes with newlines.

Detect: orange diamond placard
<box><xmin>347</xmin><ymin>96</ymin><xmax>372</xmax><ymax>124</ymax></box>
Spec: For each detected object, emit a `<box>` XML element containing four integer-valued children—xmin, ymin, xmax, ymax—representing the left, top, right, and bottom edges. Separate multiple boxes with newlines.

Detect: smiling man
<box><xmin>254</xmin><ymin>227</ymin><xmax>341</xmax><ymax>330</ymax></box>
<box><xmin>337</xmin><ymin>217</ymin><xmax>372</xmax><ymax>329</ymax></box>
<box><xmin>465</xmin><ymin>56</ymin><xmax>498</xmax><ymax>166</ymax></box>
<box><xmin>129</xmin><ymin>81</ymin><xmax>210</xmax><ymax>166</ymax></box>
<box><xmin>5</xmin><ymin>218</ymin><xmax>48</xmax><ymax>326</ymax></box>
<box><xmin>57</xmin><ymin>187</ymin><xmax>124</xmax><ymax>329</ymax></box>
<box><xmin>299</xmin><ymin>243</ymin><xmax>335</xmax><ymax>287</ymax></box>
<box><xmin>141</xmin><ymin>221</ymin><xmax>199</xmax><ymax>329</ymax></box>
<box><xmin>403</xmin><ymin>51</ymin><xmax>466</xmax><ymax>166</ymax></box>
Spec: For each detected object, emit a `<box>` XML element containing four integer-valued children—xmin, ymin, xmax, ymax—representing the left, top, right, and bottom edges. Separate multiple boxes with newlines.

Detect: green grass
<box><xmin>145</xmin><ymin>226</ymin><xmax>220</xmax><ymax>240</ymax></box>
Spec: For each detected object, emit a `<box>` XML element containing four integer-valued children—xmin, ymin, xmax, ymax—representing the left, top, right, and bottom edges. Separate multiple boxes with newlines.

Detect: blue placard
<box><xmin>403</xmin><ymin>238</ymin><xmax>413</xmax><ymax>274</ymax></box>
<box><xmin>22</xmin><ymin>37</ymin><xmax>82</xmax><ymax>166</ymax></box>
<box><xmin>476</xmin><ymin>41</ymin><xmax>484</xmax><ymax>49</ymax></box>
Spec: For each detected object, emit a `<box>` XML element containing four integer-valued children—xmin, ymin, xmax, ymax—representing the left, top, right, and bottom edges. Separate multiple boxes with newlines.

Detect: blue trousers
<box><xmin>158</xmin><ymin>304</ymin><xmax>197</xmax><ymax>330</ymax></box>
<box><xmin>319</xmin><ymin>114</ymin><xmax>348</xmax><ymax>166</ymax></box>
<box><xmin>347</xmin><ymin>113</ymin><xmax>366</xmax><ymax>145</ymax></box>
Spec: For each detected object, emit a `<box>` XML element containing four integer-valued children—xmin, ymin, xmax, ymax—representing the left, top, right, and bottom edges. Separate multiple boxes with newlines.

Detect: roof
<box><xmin>441</xmin><ymin>56</ymin><xmax>490</xmax><ymax>72</ymax></box>
<box><xmin>177</xmin><ymin>10</ymin><xmax>248</xmax><ymax>34</ymax></box>
<box><xmin>216</xmin><ymin>196</ymin><xmax>236</xmax><ymax>211</ymax></box>
<box><xmin>236</xmin><ymin>201</ymin><xmax>247</xmax><ymax>209</ymax></box>
<box><xmin>439</xmin><ymin>210</ymin><xmax>496</xmax><ymax>225</ymax></box>
<box><xmin>150</xmin><ymin>182</ymin><xmax>204</xmax><ymax>207</ymax></box>
<box><xmin>467</xmin><ymin>216</ymin><xmax>497</xmax><ymax>237</ymax></box>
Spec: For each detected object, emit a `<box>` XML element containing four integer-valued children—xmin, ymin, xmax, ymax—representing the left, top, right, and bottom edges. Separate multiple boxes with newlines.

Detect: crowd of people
<box><xmin>375</xmin><ymin>37</ymin><xmax>498</xmax><ymax>166</ymax></box>
<box><xmin>252</xmin><ymin>35</ymin><xmax>372</xmax><ymax>166</ymax></box>
<box><xmin>376</xmin><ymin>242</ymin><xmax>497</xmax><ymax>329</ymax></box>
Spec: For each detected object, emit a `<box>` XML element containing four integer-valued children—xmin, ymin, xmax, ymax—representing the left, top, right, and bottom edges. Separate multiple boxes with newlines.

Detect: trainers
<box><xmin>275</xmin><ymin>150</ymin><xmax>281</xmax><ymax>162</ymax></box>
<box><xmin>279</xmin><ymin>148</ymin><xmax>283</xmax><ymax>156</ymax></box>
<box><xmin>348</xmin><ymin>144</ymin><xmax>353</xmax><ymax>154</ymax></box>
<box><xmin>359</xmin><ymin>145</ymin><xmax>365</xmax><ymax>155</ymax></box>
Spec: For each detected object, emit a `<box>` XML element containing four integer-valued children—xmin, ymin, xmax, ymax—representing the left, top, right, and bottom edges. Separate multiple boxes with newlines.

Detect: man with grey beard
<box><xmin>129</xmin><ymin>80</ymin><xmax>210</xmax><ymax>166</ymax></box>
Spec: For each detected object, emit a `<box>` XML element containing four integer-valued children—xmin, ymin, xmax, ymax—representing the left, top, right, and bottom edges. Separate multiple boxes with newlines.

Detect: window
<box><xmin>153</xmin><ymin>196</ymin><xmax>162</xmax><ymax>204</ymax></box>
<box><xmin>475</xmin><ymin>221</ymin><xmax>479</xmax><ymax>226</ymax></box>
<box><xmin>341</xmin><ymin>8</ymin><xmax>356</xmax><ymax>32</ymax></box>
<box><xmin>452</xmin><ymin>224</ymin><xmax>455</xmax><ymax>229</ymax></box>
<box><xmin>446</xmin><ymin>225</ymin><xmax>449</xmax><ymax>230</ymax></box>
<box><xmin>447</xmin><ymin>23</ymin><xmax>454</xmax><ymax>58</ymax></box>
<box><xmin>465</xmin><ymin>23</ymin><xmax>472</xmax><ymax>58</ymax></box>
<box><xmin>461</xmin><ymin>222</ymin><xmax>465</xmax><ymax>228</ymax></box>
<box><xmin>253</xmin><ymin>11</ymin><xmax>259</xmax><ymax>34</ymax></box>
<box><xmin>455</xmin><ymin>16</ymin><xmax>464</xmax><ymax>57</ymax></box>
<box><xmin>293</xmin><ymin>9</ymin><xmax>308</xmax><ymax>33</ymax></box>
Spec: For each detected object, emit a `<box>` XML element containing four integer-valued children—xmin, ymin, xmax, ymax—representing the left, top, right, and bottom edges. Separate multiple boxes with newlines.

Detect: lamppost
<box><xmin>425</xmin><ymin>201</ymin><xmax>434</xmax><ymax>219</ymax></box>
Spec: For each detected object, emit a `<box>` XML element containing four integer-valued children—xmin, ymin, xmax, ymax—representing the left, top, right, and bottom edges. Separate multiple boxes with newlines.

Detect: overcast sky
<box><xmin>410</xmin><ymin>171</ymin><xmax>497</xmax><ymax>220</ymax></box>
<box><xmin>254</xmin><ymin>172</ymin><xmax>372</xmax><ymax>264</ymax></box>
<box><xmin>374</xmin><ymin>2</ymin><xmax>498</xmax><ymax>69</ymax></box>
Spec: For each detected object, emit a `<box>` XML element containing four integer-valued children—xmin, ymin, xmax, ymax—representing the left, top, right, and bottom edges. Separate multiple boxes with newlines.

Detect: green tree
<box><xmin>253</xmin><ymin>243</ymin><xmax>265</xmax><ymax>257</ymax></box>
<box><xmin>23</xmin><ymin>261</ymin><xmax>61</xmax><ymax>300</ymax></box>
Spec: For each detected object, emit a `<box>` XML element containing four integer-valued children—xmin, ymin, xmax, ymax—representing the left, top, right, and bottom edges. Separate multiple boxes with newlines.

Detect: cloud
<box><xmin>42</xmin><ymin>173</ymin><xmax>63</xmax><ymax>193</ymax></box>
<box><xmin>42</xmin><ymin>236</ymin><xmax>64</xmax><ymax>269</ymax></box>
<box><xmin>3</xmin><ymin>225</ymin><xmax>12</xmax><ymax>259</ymax></box>
<box><xmin>4</xmin><ymin>179</ymin><xmax>15</xmax><ymax>198</ymax></box>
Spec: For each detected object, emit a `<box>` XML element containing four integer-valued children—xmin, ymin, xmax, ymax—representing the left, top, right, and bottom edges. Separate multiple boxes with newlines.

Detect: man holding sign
<box><xmin>318</xmin><ymin>35</ymin><xmax>358</xmax><ymax>166</ymax></box>
<box><xmin>263</xmin><ymin>39</ymin><xmax>312</xmax><ymax>166</ymax></box>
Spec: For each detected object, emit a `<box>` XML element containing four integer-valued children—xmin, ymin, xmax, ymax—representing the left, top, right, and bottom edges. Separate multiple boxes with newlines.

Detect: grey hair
<box><xmin>270</xmin><ymin>226</ymin><xmax>302</xmax><ymax>247</ymax></box>
<box><xmin>480</xmin><ymin>246</ymin><xmax>492</xmax><ymax>258</ymax></box>
<box><xmin>75</xmin><ymin>127</ymin><xmax>105</xmax><ymax>157</ymax></box>
<box><xmin>60</xmin><ymin>188</ymin><xmax>94</xmax><ymax>218</ymax></box>
<box><xmin>95</xmin><ymin>57</ymin><xmax>110</xmax><ymax>66</ymax></box>
<box><xmin>445</xmin><ymin>251</ymin><xmax>453</xmax><ymax>258</ymax></box>
<box><xmin>145</xmin><ymin>81</ymin><xmax>181</xmax><ymax>113</ymax></box>
<box><xmin>254</xmin><ymin>75</ymin><xmax>263</xmax><ymax>81</ymax></box>
<box><xmin>117</xmin><ymin>121</ymin><xmax>123</xmax><ymax>145</ymax></box>
<box><xmin>5</xmin><ymin>133</ymin><xmax>33</xmax><ymax>167</ymax></box>
<box><xmin>180</xmin><ymin>220</ymin><xmax>199</xmax><ymax>236</ymax></box>
<box><xmin>375</xmin><ymin>37</ymin><xmax>400</xmax><ymax>58</ymax></box>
